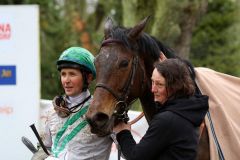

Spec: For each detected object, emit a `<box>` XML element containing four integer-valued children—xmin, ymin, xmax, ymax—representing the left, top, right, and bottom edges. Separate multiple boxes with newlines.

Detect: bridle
<box><xmin>95</xmin><ymin>39</ymin><xmax>143</xmax><ymax>122</ymax></box>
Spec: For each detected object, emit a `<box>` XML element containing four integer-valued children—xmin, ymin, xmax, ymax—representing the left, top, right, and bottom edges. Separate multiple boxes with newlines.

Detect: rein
<box><xmin>129</xmin><ymin>112</ymin><xmax>144</xmax><ymax>125</ymax></box>
<box><xmin>95</xmin><ymin>39</ymin><xmax>141</xmax><ymax>122</ymax></box>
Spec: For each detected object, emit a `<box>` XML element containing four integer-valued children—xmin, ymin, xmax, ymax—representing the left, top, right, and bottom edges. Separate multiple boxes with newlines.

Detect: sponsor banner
<box><xmin>0</xmin><ymin>23</ymin><xmax>11</xmax><ymax>40</ymax></box>
<box><xmin>0</xmin><ymin>65</ymin><xmax>16</xmax><ymax>85</ymax></box>
<box><xmin>0</xmin><ymin>5</ymin><xmax>40</xmax><ymax>160</ymax></box>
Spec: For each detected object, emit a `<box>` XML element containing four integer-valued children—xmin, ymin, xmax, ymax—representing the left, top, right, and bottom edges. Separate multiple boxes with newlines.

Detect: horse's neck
<box><xmin>138</xmin><ymin>57</ymin><xmax>158</xmax><ymax>123</ymax></box>
<box><xmin>139</xmin><ymin>88</ymin><xmax>156</xmax><ymax>123</ymax></box>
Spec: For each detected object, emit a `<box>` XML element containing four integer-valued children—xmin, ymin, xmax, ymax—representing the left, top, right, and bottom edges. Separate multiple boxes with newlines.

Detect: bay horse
<box><xmin>86</xmin><ymin>17</ymin><xmax>209</xmax><ymax>160</ymax></box>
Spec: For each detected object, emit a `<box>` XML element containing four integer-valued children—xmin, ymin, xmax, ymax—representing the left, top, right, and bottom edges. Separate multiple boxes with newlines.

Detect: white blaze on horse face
<box><xmin>105</xmin><ymin>53</ymin><xmax>110</xmax><ymax>59</ymax></box>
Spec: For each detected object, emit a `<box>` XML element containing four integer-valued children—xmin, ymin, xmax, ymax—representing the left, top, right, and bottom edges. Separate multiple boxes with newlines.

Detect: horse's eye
<box><xmin>119</xmin><ymin>60</ymin><xmax>129</xmax><ymax>68</ymax></box>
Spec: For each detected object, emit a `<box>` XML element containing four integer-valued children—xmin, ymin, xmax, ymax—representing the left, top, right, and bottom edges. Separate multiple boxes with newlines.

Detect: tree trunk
<box><xmin>174</xmin><ymin>0</ymin><xmax>208</xmax><ymax>59</ymax></box>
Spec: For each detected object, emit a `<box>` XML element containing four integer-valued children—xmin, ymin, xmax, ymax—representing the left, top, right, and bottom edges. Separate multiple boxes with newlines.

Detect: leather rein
<box><xmin>95</xmin><ymin>39</ymin><xmax>143</xmax><ymax>123</ymax></box>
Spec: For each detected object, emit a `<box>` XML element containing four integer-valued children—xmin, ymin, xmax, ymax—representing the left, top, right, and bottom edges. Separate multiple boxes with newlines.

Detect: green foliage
<box><xmin>39</xmin><ymin>1</ymin><xmax>75</xmax><ymax>99</ymax></box>
<box><xmin>152</xmin><ymin>0</ymin><xmax>202</xmax><ymax>48</ymax></box>
<box><xmin>152</xmin><ymin>1</ymin><xmax>183</xmax><ymax>45</ymax></box>
<box><xmin>131</xmin><ymin>100</ymin><xmax>143</xmax><ymax>111</ymax></box>
<box><xmin>190</xmin><ymin>0</ymin><xmax>240</xmax><ymax>76</ymax></box>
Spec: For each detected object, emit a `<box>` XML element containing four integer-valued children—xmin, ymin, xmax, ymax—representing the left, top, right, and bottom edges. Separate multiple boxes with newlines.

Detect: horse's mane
<box><xmin>110</xmin><ymin>26</ymin><xmax>177</xmax><ymax>60</ymax></box>
<box><xmin>150</xmin><ymin>36</ymin><xmax>178</xmax><ymax>59</ymax></box>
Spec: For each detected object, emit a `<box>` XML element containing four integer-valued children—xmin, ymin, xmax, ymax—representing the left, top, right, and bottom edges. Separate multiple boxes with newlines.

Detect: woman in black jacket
<box><xmin>113</xmin><ymin>58</ymin><xmax>209</xmax><ymax>160</ymax></box>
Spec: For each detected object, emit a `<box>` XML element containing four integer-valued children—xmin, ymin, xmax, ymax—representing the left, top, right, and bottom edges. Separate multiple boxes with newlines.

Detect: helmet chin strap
<box><xmin>81</xmin><ymin>71</ymin><xmax>90</xmax><ymax>92</ymax></box>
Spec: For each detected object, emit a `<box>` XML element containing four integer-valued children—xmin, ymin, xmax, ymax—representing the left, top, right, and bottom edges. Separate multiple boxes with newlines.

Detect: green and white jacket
<box><xmin>42</xmin><ymin>90</ymin><xmax>112</xmax><ymax>160</ymax></box>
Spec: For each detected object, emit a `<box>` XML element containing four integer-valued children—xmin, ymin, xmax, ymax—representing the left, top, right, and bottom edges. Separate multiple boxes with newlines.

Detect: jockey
<box><xmin>32</xmin><ymin>47</ymin><xmax>112</xmax><ymax>160</ymax></box>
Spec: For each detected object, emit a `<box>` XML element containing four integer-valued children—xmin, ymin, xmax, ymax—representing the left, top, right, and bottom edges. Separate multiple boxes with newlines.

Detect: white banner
<box><xmin>0</xmin><ymin>5</ymin><xmax>40</xmax><ymax>159</ymax></box>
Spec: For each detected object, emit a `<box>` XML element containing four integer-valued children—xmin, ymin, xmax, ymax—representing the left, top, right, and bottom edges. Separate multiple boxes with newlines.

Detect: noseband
<box><xmin>95</xmin><ymin>39</ymin><xmax>141</xmax><ymax>122</ymax></box>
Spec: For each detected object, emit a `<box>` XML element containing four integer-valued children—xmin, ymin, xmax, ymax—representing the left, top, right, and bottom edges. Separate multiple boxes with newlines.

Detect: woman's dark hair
<box><xmin>154</xmin><ymin>59</ymin><xmax>195</xmax><ymax>99</ymax></box>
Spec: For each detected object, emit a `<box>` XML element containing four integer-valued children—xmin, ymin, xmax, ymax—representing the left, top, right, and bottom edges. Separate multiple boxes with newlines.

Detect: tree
<box><xmin>174</xmin><ymin>0</ymin><xmax>208</xmax><ymax>58</ymax></box>
<box><xmin>190</xmin><ymin>0</ymin><xmax>240</xmax><ymax>76</ymax></box>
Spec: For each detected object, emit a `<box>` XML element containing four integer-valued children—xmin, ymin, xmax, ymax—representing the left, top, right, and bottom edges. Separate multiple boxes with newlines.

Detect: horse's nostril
<box><xmin>90</xmin><ymin>112</ymin><xmax>109</xmax><ymax>128</ymax></box>
<box><xmin>96</xmin><ymin>112</ymin><xmax>109</xmax><ymax>121</ymax></box>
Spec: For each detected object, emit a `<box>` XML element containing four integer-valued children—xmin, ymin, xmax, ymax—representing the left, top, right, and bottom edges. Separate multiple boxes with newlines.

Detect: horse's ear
<box><xmin>128</xmin><ymin>16</ymin><xmax>150</xmax><ymax>40</ymax></box>
<box><xmin>104</xmin><ymin>17</ymin><xmax>114</xmax><ymax>39</ymax></box>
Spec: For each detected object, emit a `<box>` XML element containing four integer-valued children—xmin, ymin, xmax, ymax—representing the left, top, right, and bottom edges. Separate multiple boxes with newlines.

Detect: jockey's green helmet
<box><xmin>57</xmin><ymin>47</ymin><xmax>96</xmax><ymax>79</ymax></box>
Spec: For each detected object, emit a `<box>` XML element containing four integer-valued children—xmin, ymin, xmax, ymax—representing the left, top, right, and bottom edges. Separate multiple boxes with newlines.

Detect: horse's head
<box><xmin>86</xmin><ymin>17</ymin><xmax>162</xmax><ymax>136</ymax></box>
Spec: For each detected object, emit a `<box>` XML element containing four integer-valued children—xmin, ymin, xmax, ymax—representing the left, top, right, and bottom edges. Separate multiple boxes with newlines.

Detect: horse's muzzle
<box><xmin>86</xmin><ymin>112</ymin><xmax>112</xmax><ymax>137</ymax></box>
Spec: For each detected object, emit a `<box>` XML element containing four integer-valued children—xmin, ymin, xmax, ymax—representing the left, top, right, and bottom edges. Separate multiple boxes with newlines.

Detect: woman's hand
<box><xmin>113</xmin><ymin>122</ymin><xmax>131</xmax><ymax>134</ymax></box>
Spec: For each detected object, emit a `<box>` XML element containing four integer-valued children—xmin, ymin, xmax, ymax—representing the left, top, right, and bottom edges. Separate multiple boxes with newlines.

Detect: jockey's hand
<box><xmin>113</xmin><ymin>122</ymin><xmax>131</xmax><ymax>134</ymax></box>
<box><xmin>31</xmin><ymin>147</ymin><xmax>49</xmax><ymax>160</ymax></box>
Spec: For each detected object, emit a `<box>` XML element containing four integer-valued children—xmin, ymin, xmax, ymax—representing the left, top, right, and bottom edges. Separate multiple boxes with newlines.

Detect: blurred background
<box><xmin>2</xmin><ymin>0</ymin><xmax>240</xmax><ymax>105</ymax></box>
